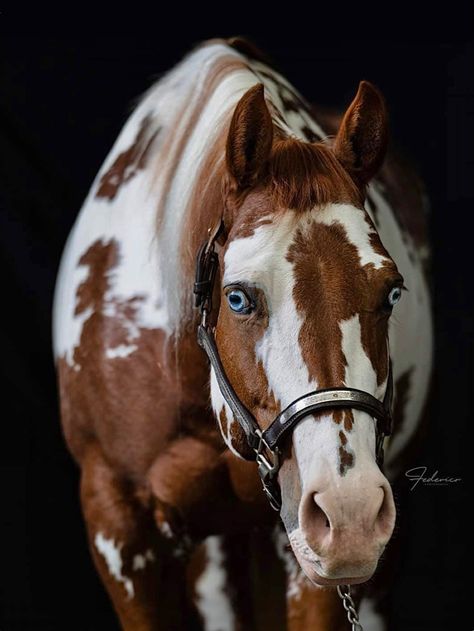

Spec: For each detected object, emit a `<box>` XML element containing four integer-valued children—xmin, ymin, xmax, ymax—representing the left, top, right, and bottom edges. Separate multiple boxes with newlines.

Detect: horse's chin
<box><xmin>296</xmin><ymin>554</ymin><xmax>374</xmax><ymax>586</ymax></box>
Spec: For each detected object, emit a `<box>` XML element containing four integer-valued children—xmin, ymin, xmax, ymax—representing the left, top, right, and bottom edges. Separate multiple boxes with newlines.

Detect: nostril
<box><xmin>299</xmin><ymin>493</ymin><xmax>332</xmax><ymax>554</ymax></box>
<box><xmin>313</xmin><ymin>493</ymin><xmax>331</xmax><ymax>527</ymax></box>
<box><xmin>375</xmin><ymin>485</ymin><xmax>395</xmax><ymax>536</ymax></box>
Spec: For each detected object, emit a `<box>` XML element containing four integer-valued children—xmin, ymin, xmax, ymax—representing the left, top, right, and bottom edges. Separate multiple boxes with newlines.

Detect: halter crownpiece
<box><xmin>194</xmin><ymin>220</ymin><xmax>394</xmax><ymax>511</ymax></box>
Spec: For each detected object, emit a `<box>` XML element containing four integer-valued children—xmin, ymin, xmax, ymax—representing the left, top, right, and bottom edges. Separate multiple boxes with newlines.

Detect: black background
<box><xmin>0</xmin><ymin>7</ymin><xmax>473</xmax><ymax>630</ymax></box>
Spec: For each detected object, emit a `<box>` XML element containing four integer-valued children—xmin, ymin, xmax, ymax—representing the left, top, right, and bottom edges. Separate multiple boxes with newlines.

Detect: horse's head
<box><xmin>211</xmin><ymin>82</ymin><xmax>399</xmax><ymax>585</ymax></box>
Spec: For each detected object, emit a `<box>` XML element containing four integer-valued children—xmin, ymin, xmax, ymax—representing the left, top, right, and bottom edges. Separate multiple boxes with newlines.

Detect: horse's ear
<box><xmin>334</xmin><ymin>81</ymin><xmax>388</xmax><ymax>186</ymax></box>
<box><xmin>226</xmin><ymin>84</ymin><xmax>273</xmax><ymax>189</ymax></box>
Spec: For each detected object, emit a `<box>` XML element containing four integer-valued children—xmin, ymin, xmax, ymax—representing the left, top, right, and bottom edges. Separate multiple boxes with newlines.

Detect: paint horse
<box><xmin>53</xmin><ymin>38</ymin><xmax>433</xmax><ymax>630</ymax></box>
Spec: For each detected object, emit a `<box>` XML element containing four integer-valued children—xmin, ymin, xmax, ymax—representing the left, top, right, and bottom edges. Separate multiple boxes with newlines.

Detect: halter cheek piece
<box><xmin>194</xmin><ymin>220</ymin><xmax>394</xmax><ymax>511</ymax></box>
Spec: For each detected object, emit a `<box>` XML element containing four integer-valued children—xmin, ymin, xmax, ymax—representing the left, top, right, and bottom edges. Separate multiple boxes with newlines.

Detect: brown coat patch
<box><xmin>338</xmin><ymin>430</ymin><xmax>355</xmax><ymax>476</ymax></box>
<box><xmin>287</xmin><ymin>220</ymin><xmax>393</xmax><ymax>392</ymax></box>
<box><xmin>96</xmin><ymin>114</ymin><xmax>160</xmax><ymax>201</ymax></box>
<box><xmin>286</xmin><ymin>580</ymin><xmax>352</xmax><ymax>630</ymax></box>
<box><xmin>214</xmin><ymin>283</ymin><xmax>281</xmax><ymax>458</ymax></box>
<box><xmin>227</xmin><ymin>36</ymin><xmax>274</xmax><ymax>65</ymax></box>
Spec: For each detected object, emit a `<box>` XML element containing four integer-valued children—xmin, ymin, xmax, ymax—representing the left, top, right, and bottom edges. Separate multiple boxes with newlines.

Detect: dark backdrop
<box><xmin>1</xmin><ymin>9</ymin><xmax>473</xmax><ymax>631</ymax></box>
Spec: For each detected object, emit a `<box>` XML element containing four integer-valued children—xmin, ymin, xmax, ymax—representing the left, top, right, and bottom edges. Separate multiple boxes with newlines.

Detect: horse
<box><xmin>53</xmin><ymin>37</ymin><xmax>433</xmax><ymax>630</ymax></box>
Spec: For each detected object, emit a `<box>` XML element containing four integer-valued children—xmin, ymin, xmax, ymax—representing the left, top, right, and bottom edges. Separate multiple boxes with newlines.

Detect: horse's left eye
<box><xmin>227</xmin><ymin>289</ymin><xmax>252</xmax><ymax>313</ymax></box>
<box><xmin>386</xmin><ymin>286</ymin><xmax>402</xmax><ymax>308</ymax></box>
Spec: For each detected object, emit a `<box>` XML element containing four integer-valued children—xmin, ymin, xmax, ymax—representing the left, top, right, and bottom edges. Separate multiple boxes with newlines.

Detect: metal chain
<box><xmin>337</xmin><ymin>585</ymin><xmax>363</xmax><ymax>631</ymax></box>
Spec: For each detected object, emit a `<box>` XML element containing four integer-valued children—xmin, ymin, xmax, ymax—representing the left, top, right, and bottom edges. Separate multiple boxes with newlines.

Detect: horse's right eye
<box><xmin>227</xmin><ymin>288</ymin><xmax>253</xmax><ymax>314</ymax></box>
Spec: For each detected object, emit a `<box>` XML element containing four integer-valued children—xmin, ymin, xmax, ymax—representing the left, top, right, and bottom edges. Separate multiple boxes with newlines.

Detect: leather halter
<box><xmin>194</xmin><ymin>220</ymin><xmax>394</xmax><ymax>511</ymax></box>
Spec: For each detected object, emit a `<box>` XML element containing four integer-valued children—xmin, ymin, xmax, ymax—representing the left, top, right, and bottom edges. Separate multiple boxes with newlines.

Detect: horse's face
<box><xmin>211</xmin><ymin>82</ymin><xmax>398</xmax><ymax>585</ymax></box>
<box><xmin>215</xmin><ymin>195</ymin><xmax>399</xmax><ymax>585</ymax></box>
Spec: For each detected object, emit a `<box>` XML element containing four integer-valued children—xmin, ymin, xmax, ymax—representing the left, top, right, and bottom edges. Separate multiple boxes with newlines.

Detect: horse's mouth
<box><xmin>294</xmin><ymin>551</ymin><xmax>375</xmax><ymax>587</ymax></box>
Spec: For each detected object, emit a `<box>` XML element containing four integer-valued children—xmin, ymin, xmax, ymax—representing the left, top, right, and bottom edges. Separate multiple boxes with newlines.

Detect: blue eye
<box><xmin>227</xmin><ymin>289</ymin><xmax>252</xmax><ymax>313</ymax></box>
<box><xmin>387</xmin><ymin>286</ymin><xmax>402</xmax><ymax>308</ymax></box>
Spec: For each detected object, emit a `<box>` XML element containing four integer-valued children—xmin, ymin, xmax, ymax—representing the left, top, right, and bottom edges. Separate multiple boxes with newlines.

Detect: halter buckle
<box><xmin>254</xmin><ymin>429</ymin><xmax>281</xmax><ymax>510</ymax></box>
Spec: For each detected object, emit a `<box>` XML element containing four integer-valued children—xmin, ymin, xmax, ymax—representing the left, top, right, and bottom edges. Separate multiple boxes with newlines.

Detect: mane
<box><xmin>267</xmin><ymin>138</ymin><xmax>362</xmax><ymax>212</ymax></box>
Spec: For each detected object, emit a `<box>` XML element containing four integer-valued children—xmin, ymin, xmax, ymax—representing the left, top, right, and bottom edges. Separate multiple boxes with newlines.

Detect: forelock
<box><xmin>267</xmin><ymin>138</ymin><xmax>362</xmax><ymax>212</ymax></box>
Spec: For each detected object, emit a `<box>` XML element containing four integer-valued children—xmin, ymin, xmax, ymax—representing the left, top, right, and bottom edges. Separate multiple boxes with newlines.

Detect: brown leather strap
<box><xmin>197</xmin><ymin>324</ymin><xmax>261</xmax><ymax>454</ymax></box>
<box><xmin>262</xmin><ymin>381</ymin><xmax>393</xmax><ymax>451</ymax></box>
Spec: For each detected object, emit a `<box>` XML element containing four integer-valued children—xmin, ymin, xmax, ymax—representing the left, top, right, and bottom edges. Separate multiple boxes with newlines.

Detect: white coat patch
<box><xmin>195</xmin><ymin>536</ymin><xmax>235</xmax><ymax>631</ymax></box>
<box><xmin>210</xmin><ymin>369</ymin><xmax>242</xmax><ymax>459</ymax></box>
<box><xmin>273</xmin><ymin>527</ymin><xmax>305</xmax><ymax>600</ymax></box>
<box><xmin>94</xmin><ymin>532</ymin><xmax>134</xmax><ymax>599</ymax></box>
<box><xmin>132</xmin><ymin>548</ymin><xmax>155</xmax><ymax>571</ymax></box>
<box><xmin>105</xmin><ymin>343</ymin><xmax>139</xmax><ymax>359</ymax></box>
<box><xmin>316</xmin><ymin>203</ymin><xmax>390</xmax><ymax>269</ymax></box>
<box><xmin>158</xmin><ymin>520</ymin><xmax>174</xmax><ymax>539</ymax></box>
<box><xmin>358</xmin><ymin>597</ymin><xmax>386</xmax><ymax>631</ymax></box>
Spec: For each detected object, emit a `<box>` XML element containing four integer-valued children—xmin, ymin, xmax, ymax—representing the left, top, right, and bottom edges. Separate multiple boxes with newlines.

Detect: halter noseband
<box><xmin>194</xmin><ymin>220</ymin><xmax>394</xmax><ymax>511</ymax></box>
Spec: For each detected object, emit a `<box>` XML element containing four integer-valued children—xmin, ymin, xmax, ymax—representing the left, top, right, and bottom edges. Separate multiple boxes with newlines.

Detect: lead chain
<box><xmin>336</xmin><ymin>585</ymin><xmax>363</xmax><ymax>631</ymax></box>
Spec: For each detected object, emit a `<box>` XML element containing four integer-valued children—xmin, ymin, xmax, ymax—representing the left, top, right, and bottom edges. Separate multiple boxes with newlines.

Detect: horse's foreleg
<box><xmin>286</xmin><ymin>583</ymin><xmax>354</xmax><ymax>631</ymax></box>
<box><xmin>80</xmin><ymin>444</ymin><xmax>188</xmax><ymax>631</ymax></box>
<box><xmin>188</xmin><ymin>534</ymin><xmax>255</xmax><ymax>631</ymax></box>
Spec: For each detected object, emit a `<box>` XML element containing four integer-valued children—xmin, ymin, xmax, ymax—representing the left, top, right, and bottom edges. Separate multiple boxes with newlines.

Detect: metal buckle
<box><xmin>254</xmin><ymin>429</ymin><xmax>281</xmax><ymax>510</ymax></box>
<box><xmin>254</xmin><ymin>429</ymin><xmax>279</xmax><ymax>475</ymax></box>
<box><xmin>200</xmin><ymin>307</ymin><xmax>209</xmax><ymax>329</ymax></box>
